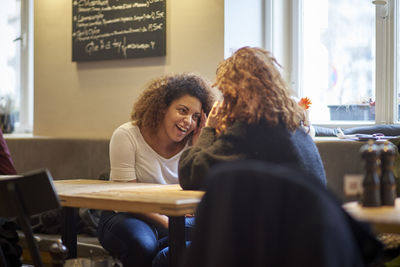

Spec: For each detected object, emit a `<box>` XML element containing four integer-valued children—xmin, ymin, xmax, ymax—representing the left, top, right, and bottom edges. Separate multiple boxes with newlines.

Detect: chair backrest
<box><xmin>0</xmin><ymin>169</ymin><xmax>60</xmax><ymax>217</ymax></box>
<box><xmin>0</xmin><ymin>242</ymin><xmax>7</xmax><ymax>267</ymax></box>
<box><xmin>0</xmin><ymin>169</ymin><xmax>61</xmax><ymax>267</ymax></box>
<box><xmin>183</xmin><ymin>160</ymin><xmax>382</xmax><ymax>267</ymax></box>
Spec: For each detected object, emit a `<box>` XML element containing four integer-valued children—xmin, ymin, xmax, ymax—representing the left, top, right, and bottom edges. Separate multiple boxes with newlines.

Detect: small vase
<box><xmin>303</xmin><ymin>110</ymin><xmax>315</xmax><ymax>138</ymax></box>
<box><xmin>0</xmin><ymin>113</ymin><xmax>15</xmax><ymax>133</ymax></box>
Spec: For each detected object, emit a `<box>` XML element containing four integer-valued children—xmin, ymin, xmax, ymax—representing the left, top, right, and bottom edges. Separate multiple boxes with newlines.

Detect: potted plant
<box><xmin>0</xmin><ymin>94</ymin><xmax>15</xmax><ymax>133</ymax></box>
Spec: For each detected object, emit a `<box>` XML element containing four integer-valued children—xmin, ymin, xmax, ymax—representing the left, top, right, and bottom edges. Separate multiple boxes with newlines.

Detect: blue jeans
<box><xmin>97</xmin><ymin>211</ymin><xmax>194</xmax><ymax>267</ymax></box>
<box><xmin>152</xmin><ymin>241</ymin><xmax>192</xmax><ymax>267</ymax></box>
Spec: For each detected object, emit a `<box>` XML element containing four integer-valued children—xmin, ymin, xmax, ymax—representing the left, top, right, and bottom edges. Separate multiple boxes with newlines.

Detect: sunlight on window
<box><xmin>397</xmin><ymin>2</ymin><xmax>400</xmax><ymax>122</ymax></box>
<box><xmin>0</xmin><ymin>0</ymin><xmax>21</xmax><ymax>132</ymax></box>
<box><xmin>303</xmin><ymin>0</ymin><xmax>375</xmax><ymax>123</ymax></box>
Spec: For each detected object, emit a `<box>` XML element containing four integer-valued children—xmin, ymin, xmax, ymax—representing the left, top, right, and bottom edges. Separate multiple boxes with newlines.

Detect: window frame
<box><xmin>290</xmin><ymin>0</ymin><xmax>399</xmax><ymax>127</ymax></box>
<box><xmin>17</xmin><ymin>0</ymin><xmax>33</xmax><ymax>133</ymax></box>
<box><xmin>375</xmin><ymin>0</ymin><xmax>397</xmax><ymax>124</ymax></box>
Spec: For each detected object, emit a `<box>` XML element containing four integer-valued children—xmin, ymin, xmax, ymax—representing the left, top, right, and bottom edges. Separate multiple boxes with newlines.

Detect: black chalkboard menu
<box><xmin>72</xmin><ymin>0</ymin><xmax>166</xmax><ymax>62</ymax></box>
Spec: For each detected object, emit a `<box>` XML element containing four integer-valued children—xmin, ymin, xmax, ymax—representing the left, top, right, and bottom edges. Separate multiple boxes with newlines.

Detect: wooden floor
<box><xmin>21</xmin><ymin>248</ymin><xmax>52</xmax><ymax>267</ymax></box>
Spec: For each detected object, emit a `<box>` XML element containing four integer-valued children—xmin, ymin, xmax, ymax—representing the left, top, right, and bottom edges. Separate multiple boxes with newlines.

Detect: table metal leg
<box><xmin>168</xmin><ymin>216</ymin><xmax>185</xmax><ymax>267</ymax></box>
<box><xmin>61</xmin><ymin>207</ymin><xmax>78</xmax><ymax>259</ymax></box>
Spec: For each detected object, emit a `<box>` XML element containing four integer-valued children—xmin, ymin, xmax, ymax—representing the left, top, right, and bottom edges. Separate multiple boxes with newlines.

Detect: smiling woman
<box><xmin>160</xmin><ymin>94</ymin><xmax>202</xmax><ymax>146</ymax></box>
<box><xmin>97</xmin><ymin>73</ymin><xmax>216</xmax><ymax>267</ymax></box>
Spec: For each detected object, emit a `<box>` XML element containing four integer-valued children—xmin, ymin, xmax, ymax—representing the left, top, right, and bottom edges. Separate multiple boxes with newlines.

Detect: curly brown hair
<box><xmin>131</xmin><ymin>73</ymin><xmax>216</xmax><ymax>132</ymax></box>
<box><xmin>213</xmin><ymin>47</ymin><xmax>304</xmax><ymax>134</ymax></box>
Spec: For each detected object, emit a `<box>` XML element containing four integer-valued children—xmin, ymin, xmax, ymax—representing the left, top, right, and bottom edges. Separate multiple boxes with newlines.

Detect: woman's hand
<box><xmin>191</xmin><ymin>111</ymin><xmax>207</xmax><ymax>145</ymax></box>
<box><xmin>205</xmin><ymin>101</ymin><xmax>222</xmax><ymax>128</ymax></box>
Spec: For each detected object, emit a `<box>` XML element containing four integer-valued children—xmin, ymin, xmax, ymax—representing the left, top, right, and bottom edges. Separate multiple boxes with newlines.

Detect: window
<box><xmin>396</xmin><ymin>0</ymin><xmax>400</xmax><ymax>122</ymax></box>
<box><xmin>292</xmin><ymin>0</ymin><xmax>399</xmax><ymax>125</ymax></box>
<box><xmin>0</xmin><ymin>0</ymin><xmax>33</xmax><ymax>133</ymax></box>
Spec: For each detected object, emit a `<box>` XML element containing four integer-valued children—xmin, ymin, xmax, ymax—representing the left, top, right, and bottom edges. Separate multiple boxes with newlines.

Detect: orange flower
<box><xmin>298</xmin><ymin>97</ymin><xmax>312</xmax><ymax>110</ymax></box>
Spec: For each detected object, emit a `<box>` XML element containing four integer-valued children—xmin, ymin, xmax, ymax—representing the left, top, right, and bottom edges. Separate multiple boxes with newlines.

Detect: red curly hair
<box><xmin>212</xmin><ymin>47</ymin><xmax>304</xmax><ymax>134</ymax></box>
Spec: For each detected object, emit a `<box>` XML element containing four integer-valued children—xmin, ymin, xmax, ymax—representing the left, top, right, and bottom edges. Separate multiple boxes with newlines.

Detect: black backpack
<box><xmin>0</xmin><ymin>218</ymin><xmax>22</xmax><ymax>267</ymax></box>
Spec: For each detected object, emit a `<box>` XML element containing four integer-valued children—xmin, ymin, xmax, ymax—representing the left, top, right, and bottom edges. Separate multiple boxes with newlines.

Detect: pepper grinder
<box><xmin>49</xmin><ymin>239</ymin><xmax>68</xmax><ymax>267</ymax></box>
<box><xmin>360</xmin><ymin>140</ymin><xmax>381</xmax><ymax>207</ymax></box>
<box><xmin>380</xmin><ymin>141</ymin><xmax>397</xmax><ymax>206</ymax></box>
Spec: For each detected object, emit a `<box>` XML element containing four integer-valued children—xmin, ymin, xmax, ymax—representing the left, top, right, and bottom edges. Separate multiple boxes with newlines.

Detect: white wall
<box><xmin>34</xmin><ymin>0</ymin><xmax>224</xmax><ymax>138</ymax></box>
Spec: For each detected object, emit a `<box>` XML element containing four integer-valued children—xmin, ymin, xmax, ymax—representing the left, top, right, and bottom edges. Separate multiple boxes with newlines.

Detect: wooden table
<box><xmin>54</xmin><ymin>179</ymin><xmax>204</xmax><ymax>266</ymax></box>
<box><xmin>343</xmin><ymin>198</ymin><xmax>400</xmax><ymax>233</ymax></box>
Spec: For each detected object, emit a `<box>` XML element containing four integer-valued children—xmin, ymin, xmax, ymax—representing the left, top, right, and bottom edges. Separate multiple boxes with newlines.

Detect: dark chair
<box><xmin>0</xmin><ymin>243</ymin><xmax>7</xmax><ymax>267</ymax></box>
<box><xmin>183</xmin><ymin>160</ymin><xmax>383</xmax><ymax>267</ymax></box>
<box><xmin>0</xmin><ymin>169</ymin><xmax>67</xmax><ymax>267</ymax></box>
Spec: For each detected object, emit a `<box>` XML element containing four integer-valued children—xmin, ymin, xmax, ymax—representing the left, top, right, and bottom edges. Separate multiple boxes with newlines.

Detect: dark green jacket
<box><xmin>179</xmin><ymin>121</ymin><xmax>327</xmax><ymax>190</ymax></box>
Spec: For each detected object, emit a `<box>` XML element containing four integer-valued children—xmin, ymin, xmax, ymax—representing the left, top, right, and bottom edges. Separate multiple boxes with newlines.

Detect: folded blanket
<box><xmin>315</xmin><ymin>125</ymin><xmax>400</xmax><ymax>137</ymax></box>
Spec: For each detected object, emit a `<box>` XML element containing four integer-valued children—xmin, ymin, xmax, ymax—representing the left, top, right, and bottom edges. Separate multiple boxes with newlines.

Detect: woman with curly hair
<box><xmin>97</xmin><ymin>73</ymin><xmax>215</xmax><ymax>267</ymax></box>
<box><xmin>179</xmin><ymin>47</ymin><xmax>326</xmax><ymax>190</ymax></box>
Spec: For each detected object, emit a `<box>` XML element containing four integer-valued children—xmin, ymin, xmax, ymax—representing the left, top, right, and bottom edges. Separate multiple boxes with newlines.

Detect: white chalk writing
<box><xmin>75</xmin><ymin>11</ymin><xmax>165</xmax><ymax>28</ymax></box>
<box><xmin>73</xmin><ymin>0</ymin><xmax>165</xmax><ymax>11</ymax></box>
<box><xmin>72</xmin><ymin>23</ymin><xmax>163</xmax><ymax>41</ymax></box>
<box><xmin>72</xmin><ymin>0</ymin><xmax>165</xmax><ymax>59</ymax></box>
<box><xmin>84</xmin><ymin>37</ymin><xmax>156</xmax><ymax>58</ymax></box>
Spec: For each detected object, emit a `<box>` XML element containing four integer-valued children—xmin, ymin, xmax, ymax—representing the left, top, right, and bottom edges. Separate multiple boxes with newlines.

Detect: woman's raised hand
<box><xmin>191</xmin><ymin>110</ymin><xmax>207</xmax><ymax>145</ymax></box>
<box><xmin>205</xmin><ymin>101</ymin><xmax>222</xmax><ymax>128</ymax></box>
<box><xmin>191</xmin><ymin>101</ymin><xmax>222</xmax><ymax>145</ymax></box>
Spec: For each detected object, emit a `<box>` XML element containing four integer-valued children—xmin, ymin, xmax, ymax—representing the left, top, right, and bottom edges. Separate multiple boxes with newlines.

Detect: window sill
<box><xmin>313</xmin><ymin>121</ymin><xmax>376</xmax><ymax>129</ymax></box>
<box><xmin>3</xmin><ymin>133</ymin><xmax>49</xmax><ymax>140</ymax></box>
